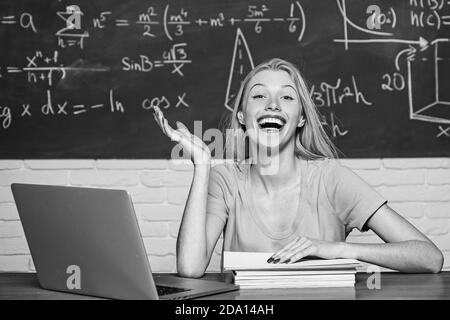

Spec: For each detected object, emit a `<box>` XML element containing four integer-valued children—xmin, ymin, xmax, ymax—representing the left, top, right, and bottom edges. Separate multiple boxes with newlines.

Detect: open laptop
<box><xmin>11</xmin><ymin>183</ymin><xmax>238</xmax><ymax>300</ymax></box>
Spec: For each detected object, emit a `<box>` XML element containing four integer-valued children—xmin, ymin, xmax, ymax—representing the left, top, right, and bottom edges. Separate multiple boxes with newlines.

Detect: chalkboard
<box><xmin>0</xmin><ymin>0</ymin><xmax>449</xmax><ymax>158</ymax></box>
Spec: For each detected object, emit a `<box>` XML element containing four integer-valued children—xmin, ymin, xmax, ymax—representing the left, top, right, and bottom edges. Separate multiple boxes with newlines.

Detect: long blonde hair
<box><xmin>222</xmin><ymin>58</ymin><xmax>339</xmax><ymax>161</ymax></box>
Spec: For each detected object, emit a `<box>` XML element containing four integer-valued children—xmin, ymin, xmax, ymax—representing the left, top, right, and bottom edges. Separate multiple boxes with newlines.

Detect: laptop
<box><xmin>11</xmin><ymin>183</ymin><xmax>238</xmax><ymax>300</ymax></box>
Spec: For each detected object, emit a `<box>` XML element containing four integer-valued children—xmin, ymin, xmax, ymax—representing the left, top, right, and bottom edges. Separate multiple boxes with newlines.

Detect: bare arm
<box><xmin>176</xmin><ymin>164</ymin><xmax>225</xmax><ymax>278</ymax></box>
<box><xmin>342</xmin><ymin>204</ymin><xmax>444</xmax><ymax>273</ymax></box>
<box><xmin>152</xmin><ymin>107</ymin><xmax>224</xmax><ymax>278</ymax></box>
<box><xmin>270</xmin><ymin>204</ymin><xmax>444</xmax><ymax>273</ymax></box>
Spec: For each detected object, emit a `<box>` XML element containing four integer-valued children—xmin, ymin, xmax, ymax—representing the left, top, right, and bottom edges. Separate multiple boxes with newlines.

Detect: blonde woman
<box><xmin>152</xmin><ymin>58</ymin><xmax>443</xmax><ymax>277</ymax></box>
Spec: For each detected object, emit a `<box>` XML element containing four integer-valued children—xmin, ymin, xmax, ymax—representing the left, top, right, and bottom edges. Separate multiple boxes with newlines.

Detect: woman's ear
<box><xmin>237</xmin><ymin>111</ymin><xmax>245</xmax><ymax>126</ymax></box>
<box><xmin>298</xmin><ymin>116</ymin><xmax>305</xmax><ymax>128</ymax></box>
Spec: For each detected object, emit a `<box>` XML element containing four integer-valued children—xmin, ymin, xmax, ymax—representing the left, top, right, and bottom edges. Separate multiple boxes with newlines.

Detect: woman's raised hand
<box><xmin>152</xmin><ymin>106</ymin><xmax>211</xmax><ymax>165</ymax></box>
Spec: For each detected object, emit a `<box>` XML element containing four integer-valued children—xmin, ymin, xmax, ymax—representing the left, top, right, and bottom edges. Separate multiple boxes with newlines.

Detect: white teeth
<box><xmin>257</xmin><ymin>117</ymin><xmax>285</xmax><ymax>126</ymax></box>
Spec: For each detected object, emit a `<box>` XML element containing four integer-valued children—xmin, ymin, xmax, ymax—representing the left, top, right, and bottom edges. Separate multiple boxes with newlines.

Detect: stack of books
<box><xmin>223</xmin><ymin>251</ymin><xmax>360</xmax><ymax>289</ymax></box>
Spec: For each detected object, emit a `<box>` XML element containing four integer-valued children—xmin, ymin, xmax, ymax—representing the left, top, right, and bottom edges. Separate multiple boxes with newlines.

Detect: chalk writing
<box><xmin>0</xmin><ymin>0</ymin><xmax>448</xmax><ymax>160</ymax></box>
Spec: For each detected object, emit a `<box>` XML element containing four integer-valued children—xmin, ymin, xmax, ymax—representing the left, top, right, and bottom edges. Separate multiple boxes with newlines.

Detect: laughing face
<box><xmin>238</xmin><ymin>69</ymin><xmax>304</xmax><ymax>151</ymax></box>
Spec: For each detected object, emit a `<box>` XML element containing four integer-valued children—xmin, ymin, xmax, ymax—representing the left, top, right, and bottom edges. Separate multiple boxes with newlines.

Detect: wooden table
<box><xmin>0</xmin><ymin>272</ymin><xmax>449</xmax><ymax>300</ymax></box>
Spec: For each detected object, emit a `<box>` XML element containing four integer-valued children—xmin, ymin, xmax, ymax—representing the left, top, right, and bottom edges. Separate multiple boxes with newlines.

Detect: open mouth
<box><xmin>257</xmin><ymin>115</ymin><xmax>287</xmax><ymax>133</ymax></box>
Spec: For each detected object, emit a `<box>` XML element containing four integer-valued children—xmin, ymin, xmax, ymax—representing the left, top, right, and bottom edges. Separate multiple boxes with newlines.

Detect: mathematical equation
<box><xmin>0</xmin><ymin>2</ymin><xmax>305</xmax><ymax>87</ymax></box>
<box><xmin>0</xmin><ymin>89</ymin><xmax>188</xmax><ymax>130</ymax></box>
<box><xmin>1</xmin><ymin>2</ymin><xmax>306</xmax><ymax>47</ymax></box>
<box><xmin>0</xmin><ymin>0</ymin><xmax>449</xmax><ymax>159</ymax></box>
<box><xmin>0</xmin><ymin>44</ymin><xmax>190</xmax><ymax>87</ymax></box>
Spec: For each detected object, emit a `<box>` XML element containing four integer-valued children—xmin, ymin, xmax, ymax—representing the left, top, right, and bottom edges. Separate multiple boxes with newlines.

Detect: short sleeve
<box><xmin>324</xmin><ymin>160</ymin><xmax>387</xmax><ymax>232</ymax></box>
<box><xmin>206</xmin><ymin>165</ymin><xmax>232</xmax><ymax>223</ymax></box>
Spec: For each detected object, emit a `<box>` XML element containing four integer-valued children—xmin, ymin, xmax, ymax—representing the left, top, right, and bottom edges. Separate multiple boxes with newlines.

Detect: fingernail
<box><xmin>267</xmin><ymin>258</ymin><xmax>274</xmax><ymax>263</ymax></box>
<box><xmin>273</xmin><ymin>258</ymin><xmax>280</xmax><ymax>264</ymax></box>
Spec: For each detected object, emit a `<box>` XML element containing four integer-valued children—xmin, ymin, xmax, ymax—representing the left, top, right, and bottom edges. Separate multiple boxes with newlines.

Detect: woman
<box><xmin>152</xmin><ymin>58</ymin><xmax>443</xmax><ymax>277</ymax></box>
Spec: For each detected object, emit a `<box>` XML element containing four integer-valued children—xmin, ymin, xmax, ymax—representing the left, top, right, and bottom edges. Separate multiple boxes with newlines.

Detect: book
<box><xmin>232</xmin><ymin>281</ymin><xmax>356</xmax><ymax>289</ymax></box>
<box><xmin>223</xmin><ymin>251</ymin><xmax>360</xmax><ymax>289</ymax></box>
<box><xmin>233</xmin><ymin>269</ymin><xmax>356</xmax><ymax>277</ymax></box>
<box><xmin>223</xmin><ymin>251</ymin><xmax>360</xmax><ymax>270</ymax></box>
<box><xmin>234</xmin><ymin>274</ymin><xmax>355</xmax><ymax>281</ymax></box>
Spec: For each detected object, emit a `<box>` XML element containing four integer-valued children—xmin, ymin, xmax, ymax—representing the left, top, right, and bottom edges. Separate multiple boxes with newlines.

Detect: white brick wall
<box><xmin>0</xmin><ymin>158</ymin><xmax>449</xmax><ymax>273</ymax></box>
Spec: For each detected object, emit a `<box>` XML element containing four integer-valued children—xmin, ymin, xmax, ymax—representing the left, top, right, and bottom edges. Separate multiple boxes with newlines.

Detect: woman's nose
<box><xmin>265</xmin><ymin>102</ymin><xmax>281</xmax><ymax>111</ymax></box>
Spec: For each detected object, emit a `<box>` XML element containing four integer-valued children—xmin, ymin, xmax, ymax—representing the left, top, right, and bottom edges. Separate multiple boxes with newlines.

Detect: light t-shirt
<box><xmin>206</xmin><ymin>158</ymin><xmax>387</xmax><ymax>253</ymax></box>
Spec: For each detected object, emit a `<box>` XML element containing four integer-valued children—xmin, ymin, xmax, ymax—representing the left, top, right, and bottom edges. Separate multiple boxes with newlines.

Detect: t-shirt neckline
<box><xmin>243</xmin><ymin>158</ymin><xmax>307</xmax><ymax>240</ymax></box>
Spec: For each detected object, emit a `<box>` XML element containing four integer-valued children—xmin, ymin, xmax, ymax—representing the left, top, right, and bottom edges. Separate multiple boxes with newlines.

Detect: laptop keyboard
<box><xmin>156</xmin><ymin>285</ymin><xmax>191</xmax><ymax>296</ymax></box>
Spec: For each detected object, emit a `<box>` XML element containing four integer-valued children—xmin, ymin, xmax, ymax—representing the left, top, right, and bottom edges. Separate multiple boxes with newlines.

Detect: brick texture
<box><xmin>0</xmin><ymin>158</ymin><xmax>449</xmax><ymax>274</ymax></box>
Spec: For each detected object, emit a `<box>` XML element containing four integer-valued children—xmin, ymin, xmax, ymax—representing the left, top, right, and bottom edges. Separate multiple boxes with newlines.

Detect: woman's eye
<box><xmin>252</xmin><ymin>94</ymin><xmax>266</xmax><ymax>99</ymax></box>
<box><xmin>281</xmin><ymin>96</ymin><xmax>294</xmax><ymax>101</ymax></box>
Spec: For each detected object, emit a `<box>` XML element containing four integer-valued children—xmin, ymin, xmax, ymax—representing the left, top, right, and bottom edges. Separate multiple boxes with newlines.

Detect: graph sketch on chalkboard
<box><xmin>224</xmin><ymin>28</ymin><xmax>255</xmax><ymax>112</ymax></box>
<box><xmin>334</xmin><ymin>0</ymin><xmax>450</xmax><ymax>127</ymax></box>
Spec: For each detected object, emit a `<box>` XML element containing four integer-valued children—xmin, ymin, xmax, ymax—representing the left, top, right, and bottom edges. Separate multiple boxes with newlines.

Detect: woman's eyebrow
<box><xmin>249</xmin><ymin>84</ymin><xmax>296</xmax><ymax>90</ymax></box>
<box><xmin>249</xmin><ymin>83</ymin><xmax>265</xmax><ymax>91</ymax></box>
